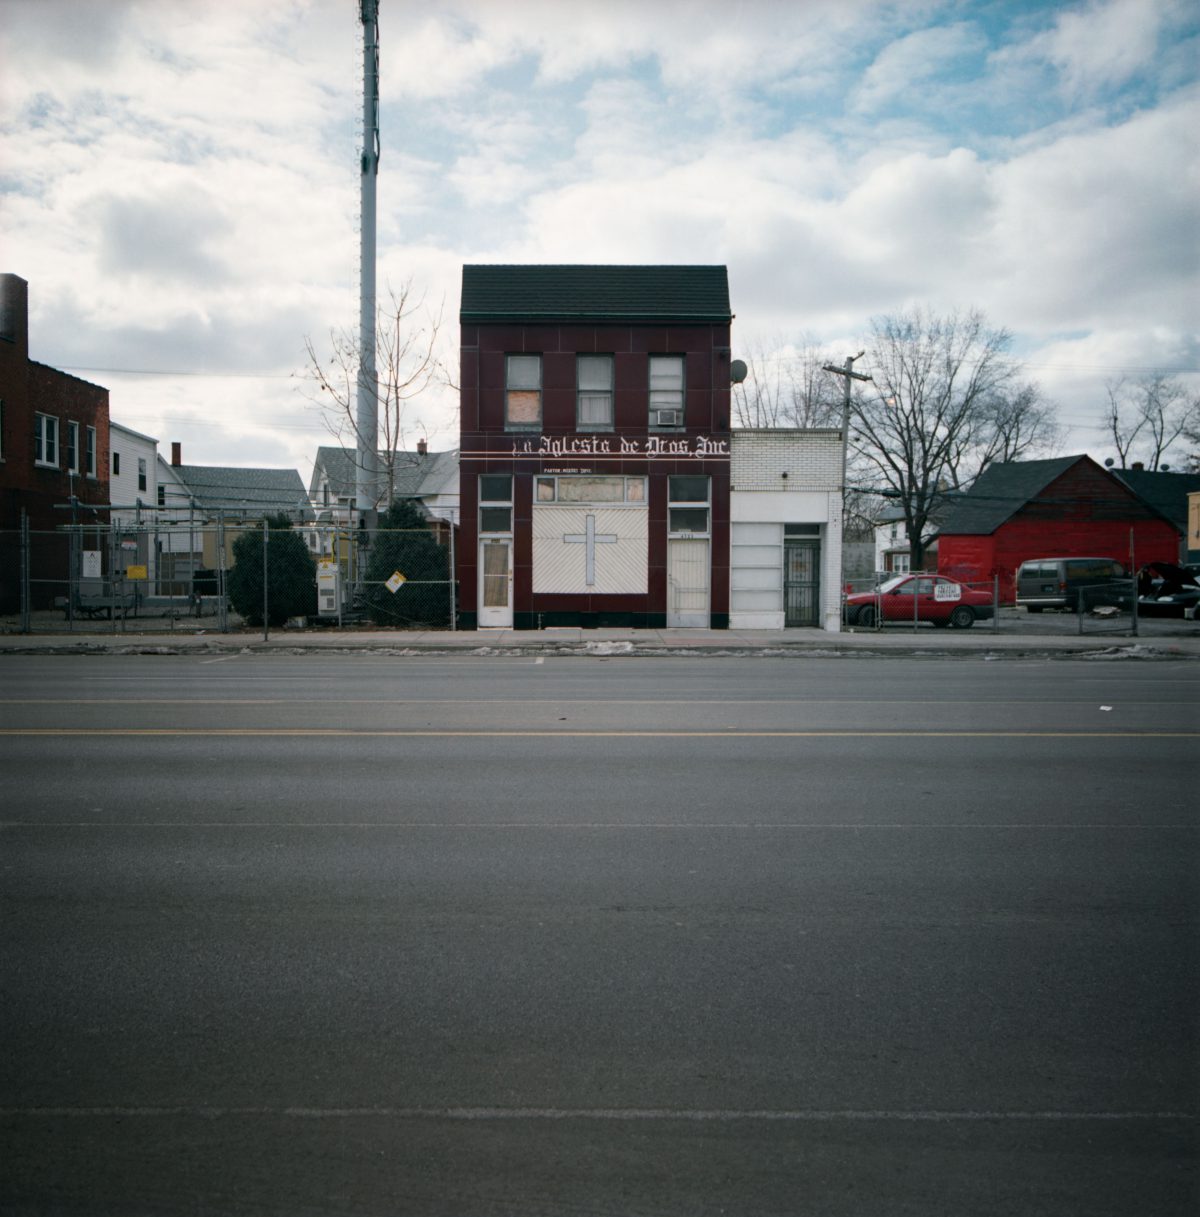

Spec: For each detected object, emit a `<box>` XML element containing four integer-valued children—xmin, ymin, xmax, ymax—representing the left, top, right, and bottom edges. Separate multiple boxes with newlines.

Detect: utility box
<box><xmin>317</xmin><ymin>562</ymin><xmax>341</xmax><ymax>618</ymax></box>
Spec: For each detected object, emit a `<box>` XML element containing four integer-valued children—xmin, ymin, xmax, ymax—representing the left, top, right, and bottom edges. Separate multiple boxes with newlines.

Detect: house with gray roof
<box><xmin>155</xmin><ymin>441</ymin><xmax>311</xmax><ymax>586</ymax></box>
<box><xmin>308</xmin><ymin>443</ymin><xmax>459</xmax><ymax>525</ymax></box>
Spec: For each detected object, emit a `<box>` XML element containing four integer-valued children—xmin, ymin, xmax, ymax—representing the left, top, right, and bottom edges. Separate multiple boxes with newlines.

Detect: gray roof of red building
<box><xmin>1109</xmin><ymin>468</ymin><xmax>1200</xmax><ymax>529</ymax></box>
<box><xmin>460</xmin><ymin>264</ymin><xmax>732</xmax><ymax>324</ymax></box>
<box><xmin>934</xmin><ymin>455</ymin><xmax>1091</xmax><ymax>535</ymax></box>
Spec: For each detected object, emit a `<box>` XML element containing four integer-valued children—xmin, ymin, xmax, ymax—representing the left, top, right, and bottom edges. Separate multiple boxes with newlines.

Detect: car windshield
<box><xmin>877</xmin><ymin>575</ymin><xmax>909</xmax><ymax>593</ymax></box>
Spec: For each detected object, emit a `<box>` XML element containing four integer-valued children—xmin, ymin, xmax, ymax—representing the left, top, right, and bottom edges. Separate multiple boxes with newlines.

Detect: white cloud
<box><xmin>853</xmin><ymin>22</ymin><xmax>987</xmax><ymax>113</ymax></box>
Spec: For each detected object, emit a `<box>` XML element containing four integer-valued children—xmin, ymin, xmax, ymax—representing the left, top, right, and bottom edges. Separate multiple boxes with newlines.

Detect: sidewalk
<box><xmin>2</xmin><ymin>623</ymin><xmax>1198</xmax><ymax>659</ymax></box>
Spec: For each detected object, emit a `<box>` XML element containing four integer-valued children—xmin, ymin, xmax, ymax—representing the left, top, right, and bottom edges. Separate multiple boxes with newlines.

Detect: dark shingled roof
<box><xmin>1110</xmin><ymin>468</ymin><xmax>1200</xmax><ymax>529</ymax></box>
<box><xmin>935</xmin><ymin>455</ymin><xmax>1090</xmax><ymax>535</ymax></box>
<box><xmin>172</xmin><ymin>464</ymin><xmax>310</xmax><ymax>515</ymax></box>
<box><xmin>309</xmin><ymin>446</ymin><xmax>459</xmax><ymax>503</ymax></box>
<box><xmin>460</xmin><ymin>265</ymin><xmax>731</xmax><ymax>324</ymax></box>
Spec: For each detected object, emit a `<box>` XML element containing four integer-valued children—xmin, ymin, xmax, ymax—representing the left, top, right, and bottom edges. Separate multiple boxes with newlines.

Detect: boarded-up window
<box><xmin>506</xmin><ymin>355</ymin><xmax>541</xmax><ymax>429</ymax></box>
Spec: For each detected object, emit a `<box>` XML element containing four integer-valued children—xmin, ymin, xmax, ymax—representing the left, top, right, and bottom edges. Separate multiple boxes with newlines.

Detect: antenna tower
<box><xmin>356</xmin><ymin>0</ymin><xmax>380</xmax><ymax>514</ymax></box>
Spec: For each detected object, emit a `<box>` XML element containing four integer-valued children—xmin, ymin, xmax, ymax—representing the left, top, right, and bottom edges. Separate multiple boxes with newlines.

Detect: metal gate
<box><xmin>784</xmin><ymin>540</ymin><xmax>820</xmax><ymax>627</ymax></box>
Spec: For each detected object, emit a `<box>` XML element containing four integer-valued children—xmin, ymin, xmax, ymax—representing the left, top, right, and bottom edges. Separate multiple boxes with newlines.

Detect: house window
<box><xmin>35</xmin><ymin>413</ymin><xmax>58</xmax><ymax>467</ymax></box>
<box><xmin>66</xmin><ymin>421</ymin><xmax>80</xmax><ymax>473</ymax></box>
<box><xmin>668</xmin><ymin>474</ymin><xmax>709</xmax><ymax>535</ymax></box>
<box><xmin>157</xmin><ymin>484</ymin><xmax>166</xmax><ymax>507</ymax></box>
<box><xmin>138</xmin><ymin>457</ymin><xmax>147</xmax><ymax>491</ymax></box>
<box><xmin>649</xmin><ymin>356</ymin><xmax>684</xmax><ymax>428</ymax></box>
<box><xmin>112</xmin><ymin>451</ymin><xmax>120</xmax><ymax>476</ymax></box>
<box><xmin>479</xmin><ymin>473</ymin><xmax>513</xmax><ymax>534</ymax></box>
<box><xmin>85</xmin><ymin>426</ymin><xmax>96</xmax><ymax>476</ymax></box>
<box><xmin>505</xmin><ymin>355</ymin><xmax>541</xmax><ymax>430</ymax></box>
<box><xmin>577</xmin><ymin>355</ymin><xmax>613</xmax><ymax>430</ymax></box>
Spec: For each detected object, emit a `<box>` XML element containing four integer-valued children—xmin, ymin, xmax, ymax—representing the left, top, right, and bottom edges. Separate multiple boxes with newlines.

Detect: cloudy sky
<box><xmin>2</xmin><ymin>0</ymin><xmax>1197</xmax><ymax>478</ymax></box>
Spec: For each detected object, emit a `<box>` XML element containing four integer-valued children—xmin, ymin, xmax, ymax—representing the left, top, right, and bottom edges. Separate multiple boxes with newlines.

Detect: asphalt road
<box><xmin>1</xmin><ymin>655</ymin><xmax>1197</xmax><ymax>1215</ymax></box>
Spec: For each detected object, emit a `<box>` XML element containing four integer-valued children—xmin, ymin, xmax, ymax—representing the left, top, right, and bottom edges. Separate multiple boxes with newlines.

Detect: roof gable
<box><xmin>1110</xmin><ymin>468</ymin><xmax>1200</xmax><ymax>528</ymax></box>
<box><xmin>460</xmin><ymin>264</ymin><xmax>731</xmax><ymax>324</ymax></box>
<box><xmin>936</xmin><ymin>456</ymin><xmax>1091</xmax><ymax>535</ymax></box>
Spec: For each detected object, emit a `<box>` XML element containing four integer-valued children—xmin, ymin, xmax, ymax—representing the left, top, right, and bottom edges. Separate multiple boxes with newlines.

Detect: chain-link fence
<box><xmin>0</xmin><ymin>514</ymin><xmax>457</xmax><ymax>635</ymax></box>
<box><xmin>840</xmin><ymin>572</ymin><xmax>1143</xmax><ymax>636</ymax></box>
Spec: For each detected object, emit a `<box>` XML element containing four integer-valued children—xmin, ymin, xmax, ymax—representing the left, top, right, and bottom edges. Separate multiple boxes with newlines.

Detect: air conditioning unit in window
<box><xmin>653</xmin><ymin>409</ymin><xmax>682</xmax><ymax>427</ymax></box>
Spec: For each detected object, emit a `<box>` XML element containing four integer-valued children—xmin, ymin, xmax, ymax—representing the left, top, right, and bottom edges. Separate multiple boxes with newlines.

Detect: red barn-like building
<box><xmin>936</xmin><ymin>455</ymin><xmax>1182</xmax><ymax>600</ymax></box>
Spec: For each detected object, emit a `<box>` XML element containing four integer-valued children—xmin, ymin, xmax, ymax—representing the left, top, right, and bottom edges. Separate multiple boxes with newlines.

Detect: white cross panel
<box><xmin>532</xmin><ymin>505</ymin><xmax>648</xmax><ymax>594</ymax></box>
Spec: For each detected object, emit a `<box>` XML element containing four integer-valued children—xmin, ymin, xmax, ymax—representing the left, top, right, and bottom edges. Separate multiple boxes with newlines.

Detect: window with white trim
<box><xmin>505</xmin><ymin>355</ymin><xmax>541</xmax><ymax>430</ymax></box>
<box><xmin>577</xmin><ymin>355</ymin><xmax>614</xmax><ymax>430</ymax></box>
<box><xmin>649</xmin><ymin>356</ymin><xmax>684</xmax><ymax>429</ymax></box>
<box><xmin>479</xmin><ymin>473</ymin><xmax>513</xmax><ymax>534</ymax></box>
<box><xmin>535</xmin><ymin>475</ymin><xmax>644</xmax><ymax>504</ymax></box>
<box><xmin>66</xmin><ymin>421</ymin><xmax>80</xmax><ymax>473</ymax></box>
<box><xmin>35</xmin><ymin>413</ymin><xmax>58</xmax><ymax>467</ymax></box>
<box><xmin>138</xmin><ymin>457</ymin><xmax>147</xmax><ymax>491</ymax></box>
<box><xmin>112</xmin><ymin>450</ymin><xmax>120</xmax><ymax>476</ymax></box>
<box><xmin>668</xmin><ymin>474</ymin><xmax>709</xmax><ymax>535</ymax></box>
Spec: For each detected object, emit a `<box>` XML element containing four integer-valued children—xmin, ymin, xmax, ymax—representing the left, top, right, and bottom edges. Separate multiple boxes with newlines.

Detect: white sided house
<box><xmin>730</xmin><ymin>429</ymin><xmax>844</xmax><ymax>631</ymax></box>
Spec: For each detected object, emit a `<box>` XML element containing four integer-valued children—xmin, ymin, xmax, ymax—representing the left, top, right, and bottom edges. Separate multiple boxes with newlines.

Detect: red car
<box><xmin>844</xmin><ymin>574</ymin><xmax>994</xmax><ymax>629</ymax></box>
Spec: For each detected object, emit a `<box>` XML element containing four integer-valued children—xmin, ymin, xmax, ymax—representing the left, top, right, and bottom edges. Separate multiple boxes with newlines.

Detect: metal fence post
<box><xmin>449</xmin><ymin>523</ymin><xmax>457</xmax><ymax>631</ymax></box>
<box><xmin>993</xmin><ymin>573</ymin><xmax>999</xmax><ymax>633</ymax></box>
<box><xmin>217</xmin><ymin>512</ymin><xmax>228</xmax><ymax>632</ymax></box>
<box><xmin>19</xmin><ymin>509</ymin><xmax>30</xmax><ymax>634</ymax></box>
<box><xmin>262</xmin><ymin>517</ymin><xmax>270</xmax><ymax>642</ymax></box>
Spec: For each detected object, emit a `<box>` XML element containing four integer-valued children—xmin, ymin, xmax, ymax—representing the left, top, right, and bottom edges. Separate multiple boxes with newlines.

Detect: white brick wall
<box><xmin>728</xmin><ymin>430</ymin><xmax>846</xmax><ymax>630</ymax></box>
<box><xmin>730</xmin><ymin>429</ymin><xmax>842</xmax><ymax>492</ymax></box>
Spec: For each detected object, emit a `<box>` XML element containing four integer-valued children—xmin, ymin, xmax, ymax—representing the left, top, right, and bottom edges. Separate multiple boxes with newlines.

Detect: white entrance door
<box><xmin>478</xmin><ymin>539</ymin><xmax>513</xmax><ymax>627</ymax></box>
<box><xmin>667</xmin><ymin>538</ymin><xmax>709</xmax><ymax>627</ymax></box>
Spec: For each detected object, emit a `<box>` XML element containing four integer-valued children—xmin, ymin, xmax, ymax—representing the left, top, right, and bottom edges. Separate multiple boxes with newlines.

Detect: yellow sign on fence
<box><xmin>125</xmin><ymin>565</ymin><xmax>148</xmax><ymax>581</ymax></box>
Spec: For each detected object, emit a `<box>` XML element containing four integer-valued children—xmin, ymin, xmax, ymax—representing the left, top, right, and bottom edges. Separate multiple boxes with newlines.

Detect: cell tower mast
<box><xmin>356</xmin><ymin>0</ymin><xmax>380</xmax><ymax>515</ymax></box>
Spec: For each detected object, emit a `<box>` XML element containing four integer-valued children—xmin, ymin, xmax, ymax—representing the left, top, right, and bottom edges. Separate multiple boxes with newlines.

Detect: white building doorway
<box><xmin>478</xmin><ymin>539</ymin><xmax>512</xmax><ymax>627</ymax></box>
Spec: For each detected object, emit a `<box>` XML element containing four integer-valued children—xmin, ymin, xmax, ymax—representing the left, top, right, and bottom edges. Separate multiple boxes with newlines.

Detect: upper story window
<box><xmin>85</xmin><ymin>426</ymin><xmax>96</xmax><ymax>476</ymax></box>
<box><xmin>505</xmin><ymin>355</ymin><xmax>541</xmax><ymax>430</ymax></box>
<box><xmin>649</xmin><ymin>355</ymin><xmax>684</xmax><ymax>429</ymax></box>
<box><xmin>577</xmin><ymin>355</ymin><xmax>614</xmax><ymax>431</ymax></box>
<box><xmin>35</xmin><ymin>413</ymin><xmax>58</xmax><ymax>467</ymax></box>
<box><xmin>157</xmin><ymin>484</ymin><xmax>166</xmax><ymax>507</ymax></box>
<box><xmin>138</xmin><ymin>457</ymin><xmax>147</xmax><ymax>491</ymax></box>
<box><xmin>66</xmin><ymin>421</ymin><xmax>80</xmax><ymax>473</ymax></box>
<box><xmin>112</xmin><ymin>450</ymin><xmax>121</xmax><ymax>476</ymax></box>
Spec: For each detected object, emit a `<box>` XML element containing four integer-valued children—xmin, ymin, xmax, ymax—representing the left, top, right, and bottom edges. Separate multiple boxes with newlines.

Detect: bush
<box><xmin>363</xmin><ymin>500</ymin><xmax>451</xmax><ymax>627</ymax></box>
<box><xmin>227</xmin><ymin>514</ymin><xmax>317</xmax><ymax>626</ymax></box>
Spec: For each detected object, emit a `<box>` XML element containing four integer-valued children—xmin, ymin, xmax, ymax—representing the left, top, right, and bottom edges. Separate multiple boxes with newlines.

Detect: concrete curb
<box><xmin>2</xmin><ymin>627</ymin><xmax>1198</xmax><ymax>661</ymax></box>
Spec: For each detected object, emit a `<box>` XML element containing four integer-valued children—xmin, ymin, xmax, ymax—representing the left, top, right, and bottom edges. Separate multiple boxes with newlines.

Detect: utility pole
<box><xmin>823</xmin><ymin>352</ymin><xmax>872</xmax><ymax>610</ymax></box>
<box><xmin>356</xmin><ymin>0</ymin><xmax>381</xmax><ymax>518</ymax></box>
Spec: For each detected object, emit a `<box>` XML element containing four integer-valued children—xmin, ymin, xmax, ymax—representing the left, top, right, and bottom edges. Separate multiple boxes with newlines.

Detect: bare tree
<box><xmin>732</xmin><ymin>336</ymin><xmax>843</xmax><ymax>429</ymax></box>
<box><xmin>303</xmin><ymin>282</ymin><xmax>449</xmax><ymax>508</ymax></box>
<box><xmin>1105</xmin><ymin>374</ymin><xmax>1200</xmax><ymax>471</ymax></box>
<box><xmin>849</xmin><ymin>307</ymin><xmax>1049</xmax><ymax>570</ymax></box>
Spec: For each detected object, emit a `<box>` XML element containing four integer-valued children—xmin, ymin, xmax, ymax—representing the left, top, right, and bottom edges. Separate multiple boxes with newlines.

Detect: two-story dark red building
<box><xmin>1</xmin><ymin>273</ymin><xmax>110</xmax><ymax>610</ymax></box>
<box><xmin>457</xmin><ymin>265</ymin><xmax>733</xmax><ymax>629</ymax></box>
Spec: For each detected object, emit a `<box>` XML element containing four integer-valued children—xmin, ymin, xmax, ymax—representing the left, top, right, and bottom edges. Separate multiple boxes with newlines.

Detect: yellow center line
<box><xmin>0</xmin><ymin>729</ymin><xmax>1195</xmax><ymax>738</ymax></box>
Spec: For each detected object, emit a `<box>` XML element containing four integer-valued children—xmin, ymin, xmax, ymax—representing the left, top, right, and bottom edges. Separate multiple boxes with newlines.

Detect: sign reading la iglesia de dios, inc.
<box><xmin>510</xmin><ymin>434</ymin><xmax>730</xmax><ymax>461</ymax></box>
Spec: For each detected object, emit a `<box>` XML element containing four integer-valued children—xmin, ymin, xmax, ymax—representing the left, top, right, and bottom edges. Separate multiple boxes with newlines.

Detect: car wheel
<box><xmin>856</xmin><ymin>605</ymin><xmax>876</xmax><ymax>628</ymax></box>
<box><xmin>949</xmin><ymin>605</ymin><xmax>974</xmax><ymax>628</ymax></box>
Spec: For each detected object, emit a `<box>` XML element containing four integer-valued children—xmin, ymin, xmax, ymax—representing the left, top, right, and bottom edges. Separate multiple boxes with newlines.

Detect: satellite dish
<box><xmin>1104</xmin><ymin>458</ymin><xmax>1114</xmax><ymax>467</ymax></box>
<box><xmin>730</xmin><ymin>359</ymin><xmax>748</xmax><ymax>384</ymax></box>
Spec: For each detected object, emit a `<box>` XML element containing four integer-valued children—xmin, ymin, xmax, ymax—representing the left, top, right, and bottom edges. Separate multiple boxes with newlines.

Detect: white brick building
<box><xmin>729</xmin><ymin>429</ymin><xmax>844</xmax><ymax>630</ymax></box>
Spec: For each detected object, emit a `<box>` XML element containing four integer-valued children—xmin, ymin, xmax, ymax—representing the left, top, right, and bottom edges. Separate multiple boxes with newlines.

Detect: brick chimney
<box><xmin>417</xmin><ymin>438</ymin><xmax>428</xmax><ymax>456</ymax></box>
<box><xmin>0</xmin><ymin>273</ymin><xmax>29</xmax><ymax>358</ymax></box>
<box><xmin>171</xmin><ymin>442</ymin><xmax>182</xmax><ymax>466</ymax></box>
